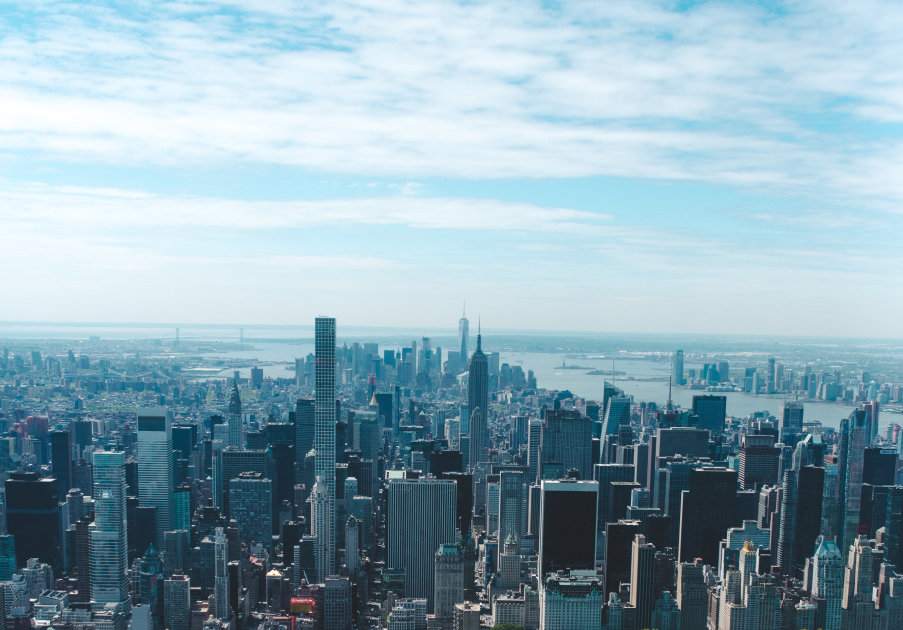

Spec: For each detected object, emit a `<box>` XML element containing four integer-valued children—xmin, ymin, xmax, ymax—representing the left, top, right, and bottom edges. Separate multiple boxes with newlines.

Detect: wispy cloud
<box><xmin>0</xmin><ymin>182</ymin><xmax>614</xmax><ymax>233</ymax></box>
<box><xmin>0</xmin><ymin>1</ymin><xmax>902</xmax><ymax>209</ymax></box>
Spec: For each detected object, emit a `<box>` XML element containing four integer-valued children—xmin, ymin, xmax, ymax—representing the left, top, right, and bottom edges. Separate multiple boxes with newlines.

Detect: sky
<box><xmin>1</xmin><ymin>0</ymin><xmax>902</xmax><ymax>336</ymax></box>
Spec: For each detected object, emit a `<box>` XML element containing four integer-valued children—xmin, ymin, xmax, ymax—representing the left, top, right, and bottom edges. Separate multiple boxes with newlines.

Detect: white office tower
<box><xmin>539</xmin><ymin>573</ymin><xmax>604</xmax><ymax>630</ymax></box>
<box><xmin>311</xmin><ymin>476</ymin><xmax>331</xmax><ymax>582</ymax></box>
<box><xmin>841</xmin><ymin>536</ymin><xmax>887</xmax><ymax>628</ymax></box>
<box><xmin>228</xmin><ymin>382</ymin><xmax>243</xmax><ymax>449</ymax></box>
<box><xmin>213</xmin><ymin>527</ymin><xmax>229</xmax><ymax>622</ymax></box>
<box><xmin>458</xmin><ymin>310</ymin><xmax>469</xmax><ymax>360</ymax></box>
<box><xmin>433</xmin><ymin>544</ymin><xmax>464</xmax><ymax>623</ymax></box>
<box><xmin>528</xmin><ymin>420</ymin><xmax>543</xmax><ymax>482</ymax></box>
<box><xmin>810</xmin><ymin>536</ymin><xmax>842</xmax><ymax>630</ymax></box>
<box><xmin>90</xmin><ymin>450</ymin><xmax>130</xmax><ymax>613</ymax></box>
<box><xmin>345</xmin><ymin>517</ymin><xmax>360</xmax><ymax>573</ymax></box>
<box><xmin>388</xmin><ymin>478</ymin><xmax>457</xmax><ymax>613</ymax></box>
<box><xmin>137</xmin><ymin>408</ymin><xmax>174</xmax><ymax>548</ymax></box>
<box><xmin>164</xmin><ymin>573</ymin><xmax>190</xmax><ymax>630</ymax></box>
<box><xmin>315</xmin><ymin>317</ymin><xmax>337</xmax><ymax>578</ymax></box>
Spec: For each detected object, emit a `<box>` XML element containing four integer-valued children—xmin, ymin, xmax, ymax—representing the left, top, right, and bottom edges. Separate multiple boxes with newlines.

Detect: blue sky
<box><xmin>1</xmin><ymin>0</ymin><xmax>902</xmax><ymax>336</ymax></box>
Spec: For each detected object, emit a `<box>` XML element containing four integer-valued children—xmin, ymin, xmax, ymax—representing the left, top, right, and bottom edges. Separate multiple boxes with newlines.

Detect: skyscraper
<box><xmin>629</xmin><ymin>535</ymin><xmax>656</xmax><ymax>630</ymax></box>
<box><xmin>387</xmin><ymin>478</ymin><xmax>457</xmax><ymax>612</ymax></box>
<box><xmin>137</xmin><ymin>407</ymin><xmax>174</xmax><ymax>548</ymax></box>
<box><xmin>50</xmin><ymin>430</ymin><xmax>73</xmax><ymax>497</ymax></box>
<box><xmin>691</xmin><ymin>395</ymin><xmax>727</xmax><ymax>436</ymax></box>
<box><xmin>676</xmin><ymin>560</ymin><xmax>707</xmax><ymax>630</ymax></box>
<box><xmin>164</xmin><ymin>573</ymin><xmax>190</xmax><ymax>630</ymax></box>
<box><xmin>315</xmin><ymin>316</ymin><xmax>337</xmax><ymax>578</ymax></box>
<box><xmin>810</xmin><ymin>537</ymin><xmax>842</xmax><ymax>630</ymax></box>
<box><xmin>538</xmin><ymin>480</ymin><xmax>598</xmax><ymax>579</ymax></box>
<box><xmin>311</xmin><ymin>476</ymin><xmax>331</xmax><ymax>582</ymax></box>
<box><xmin>778</xmin><ymin>400</ymin><xmax>804</xmax><ymax>444</ymax></box>
<box><xmin>528</xmin><ymin>420</ymin><xmax>543</xmax><ymax>483</ymax></box>
<box><xmin>838</xmin><ymin>409</ymin><xmax>869</xmax><ymax>551</ymax></box>
<box><xmin>678</xmin><ymin>467</ymin><xmax>739</xmax><ymax>565</ymax></box>
<box><xmin>543</xmin><ymin>409</ymin><xmax>592</xmax><ymax>480</ymax></box>
<box><xmin>739</xmin><ymin>434</ymin><xmax>777</xmax><ymax>490</ymax></box>
<box><xmin>228</xmin><ymin>382</ymin><xmax>243</xmax><ymax>449</ymax></box>
<box><xmin>458</xmin><ymin>309</ymin><xmax>469</xmax><ymax>362</ymax></box>
<box><xmin>672</xmin><ymin>350</ymin><xmax>684</xmax><ymax>386</ymax></box>
<box><xmin>498</xmin><ymin>471</ymin><xmax>524</xmax><ymax>546</ymax></box>
<box><xmin>90</xmin><ymin>450</ymin><xmax>130</xmax><ymax>612</ymax></box>
<box><xmin>434</xmin><ymin>543</ymin><xmax>464</xmax><ymax>623</ymax></box>
<box><xmin>5</xmin><ymin>472</ymin><xmax>60</xmax><ymax>571</ymax></box>
<box><xmin>228</xmin><ymin>472</ymin><xmax>273</xmax><ymax>549</ymax></box>
<box><xmin>467</xmin><ymin>330</ymin><xmax>488</xmax><ymax>468</ymax></box>
<box><xmin>214</xmin><ymin>527</ymin><xmax>229</xmax><ymax>621</ymax></box>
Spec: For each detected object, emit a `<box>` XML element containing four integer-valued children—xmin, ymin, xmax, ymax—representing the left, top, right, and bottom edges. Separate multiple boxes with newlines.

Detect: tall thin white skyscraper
<box><xmin>137</xmin><ymin>408</ymin><xmax>174</xmax><ymax>549</ymax></box>
<box><xmin>90</xmin><ymin>450</ymin><xmax>130</xmax><ymax>613</ymax></box>
<box><xmin>214</xmin><ymin>527</ymin><xmax>229</xmax><ymax>621</ymax></box>
<box><xmin>458</xmin><ymin>308</ymin><xmax>469</xmax><ymax>360</ymax></box>
<box><xmin>311</xmin><ymin>476</ymin><xmax>330</xmax><ymax>581</ymax></box>
<box><xmin>315</xmin><ymin>317</ymin><xmax>337</xmax><ymax>578</ymax></box>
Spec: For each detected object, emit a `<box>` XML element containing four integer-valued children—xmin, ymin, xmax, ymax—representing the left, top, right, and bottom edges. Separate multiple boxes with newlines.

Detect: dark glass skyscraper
<box><xmin>538</xmin><ymin>479</ymin><xmax>598</xmax><ymax>578</ymax></box>
<box><xmin>6</xmin><ymin>472</ymin><xmax>61</xmax><ymax>571</ymax></box>
<box><xmin>678</xmin><ymin>467</ymin><xmax>739</xmax><ymax>565</ymax></box>
<box><xmin>691</xmin><ymin>395</ymin><xmax>726</xmax><ymax>436</ymax></box>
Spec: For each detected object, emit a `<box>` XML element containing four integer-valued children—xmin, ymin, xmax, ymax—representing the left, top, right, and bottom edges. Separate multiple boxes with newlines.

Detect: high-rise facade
<box><xmin>528</xmin><ymin>420</ymin><xmax>543</xmax><ymax>482</ymax></box>
<box><xmin>691</xmin><ymin>395</ymin><xmax>726</xmax><ymax>436</ymax></box>
<box><xmin>678</xmin><ymin>467</ymin><xmax>739</xmax><ymax>565</ymax></box>
<box><xmin>778</xmin><ymin>400</ymin><xmax>804</xmax><ymax>444</ymax></box>
<box><xmin>228</xmin><ymin>473</ymin><xmax>273</xmax><ymax>549</ymax></box>
<box><xmin>5</xmin><ymin>472</ymin><xmax>61</xmax><ymax>571</ymax></box>
<box><xmin>164</xmin><ymin>573</ymin><xmax>190</xmax><ymax>630</ymax></box>
<box><xmin>311</xmin><ymin>476</ymin><xmax>331</xmax><ymax>582</ymax></box>
<box><xmin>498</xmin><ymin>471</ymin><xmax>524</xmax><ymax>546</ymax></box>
<box><xmin>467</xmin><ymin>332</ymin><xmax>488</xmax><ymax>468</ymax></box>
<box><xmin>90</xmin><ymin>451</ymin><xmax>130</xmax><ymax>612</ymax></box>
<box><xmin>542</xmin><ymin>409</ymin><xmax>592</xmax><ymax>480</ymax></box>
<box><xmin>137</xmin><ymin>407</ymin><xmax>174</xmax><ymax>548</ymax></box>
<box><xmin>434</xmin><ymin>543</ymin><xmax>464</xmax><ymax>622</ymax></box>
<box><xmin>738</xmin><ymin>434</ymin><xmax>777</xmax><ymax>490</ymax></box>
<box><xmin>810</xmin><ymin>537</ymin><xmax>842</xmax><ymax>630</ymax></box>
<box><xmin>839</xmin><ymin>409</ymin><xmax>869</xmax><ymax>551</ymax></box>
<box><xmin>538</xmin><ymin>480</ymin><xmax>598</xmax><ymax>579</ymax></box>
<box><xmin>387</xmin><ymin>478</ymin><xmax>457</xmax><ymax>613</ymax></box>
<box><xmin>629</xmin><ymin>535</ymin><xmax>656</xmax><ymax>630</ymax></box>
<box><xmin>672</xmin><ymin>350</ymin><xmax>684</xmax><ymax>385</ymax></box>
<box><xmin>228</xmin><ymin>382</ymin><xmax>243</xmax><ymax>449</ymax></box>
<box><xmin>676</xmin><ymin>560</ymin><xmax>707</xmax><ymax>630</ymax></box>
<box><xmin>458</xmin><ymin>311</ymin><xmax>469</xmax><ymax>362</ymax></box>
<box><xmin>214</xmin><ymin>527</ymin><xmax>229</xmax><ymax>621</ymax></box>
<box><xmin>315</xmin><ymin>316</ymin><xmax>337</xmax><ymax>578</ymax></box>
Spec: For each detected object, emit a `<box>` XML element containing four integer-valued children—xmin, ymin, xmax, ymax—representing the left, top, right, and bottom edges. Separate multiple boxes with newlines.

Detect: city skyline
<box><xmin>1</xmin><ymin>2</ymin><xmax>901</xmax><ymax>336</ymax></box>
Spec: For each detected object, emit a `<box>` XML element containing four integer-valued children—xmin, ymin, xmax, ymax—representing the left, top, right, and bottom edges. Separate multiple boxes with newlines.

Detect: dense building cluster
<box><xmin>0</xmin><ymin>320</ymin><xmax>902</xmax><ymax>630</ymax></box>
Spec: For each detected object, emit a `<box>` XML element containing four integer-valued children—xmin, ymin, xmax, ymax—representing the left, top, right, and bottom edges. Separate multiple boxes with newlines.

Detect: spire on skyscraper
<box><xmin>229</xmin><ymin>380</ymin><xmax>241</xmax><ymax>415</ymax></box>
